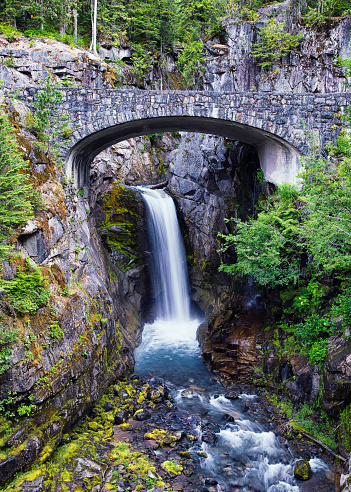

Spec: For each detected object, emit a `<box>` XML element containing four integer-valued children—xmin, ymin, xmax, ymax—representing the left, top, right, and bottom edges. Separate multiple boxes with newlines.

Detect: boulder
<box><xmin>294</xmin><ymin>460</ymin><xmax>312</xmax><ymax>481</ymax></box>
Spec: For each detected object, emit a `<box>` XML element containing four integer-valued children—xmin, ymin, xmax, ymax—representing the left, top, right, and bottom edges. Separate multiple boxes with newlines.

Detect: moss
<box><xmin>117</xmin><ymin>423</ymin><xmax>133</xmax><ymax>431</ymax></box>
<box><xmin>144</xmin><ymin>428</ymin><xmax>178</xmax><ymax>447</ymax></box>
<box><xmin>99</xmin><ymin>184</ymin><xmax>143</xmax><ymax>272</ymax></box>
<box><xmin>162</xmin><ymin>460</ymin><xmax>183</xmax><ymax>475</ymax></box>
<box><xmin>294</xmin><ymin>460</ymin><xmax>311</xmax><ymax>480</ymax></box>
<box><xmin>196</xmin><ymin>450</ymin><xmax>207</xmax><ymax>457</ymax></box>
<box><xmin>338</xmin><ymin>403</ymin><xmax>351</xmax><ymax>451</ymax></box>
<box><xmin>87</xmin><ymin>421</ymin><xmax>104</xmax><ymax>431</ymax></box>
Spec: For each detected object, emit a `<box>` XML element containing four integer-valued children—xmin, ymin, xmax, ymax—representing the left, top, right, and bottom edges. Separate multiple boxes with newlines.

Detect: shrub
<box><xmin>0</xmin><ymin>23</ymin><xmax>21</xmax><ymax>40</ymax></box>
<box><xmin>0</xmin><ymin>261</ymin><xmax>50</xmax><ymax>315</ymax></box>
<box><xmin>252</xmin><ymin>19</ymin><xmax>303</xmax><ymax>68</ymax></box>
<box><xmin>177</xmin><ymin>41</ymin><xmax>205</xmax><ymax>88</ymax></box>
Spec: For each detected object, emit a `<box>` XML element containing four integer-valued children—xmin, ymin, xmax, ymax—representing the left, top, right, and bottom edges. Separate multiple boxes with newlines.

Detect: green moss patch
<box><xmin>99</xmin><ymin>184</ymin><xmax>143</xmax><ymax>272</ymax></box>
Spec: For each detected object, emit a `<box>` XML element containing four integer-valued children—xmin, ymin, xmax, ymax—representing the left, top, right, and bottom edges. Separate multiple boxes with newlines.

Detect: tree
<box><xmin>219</xmin><ymin>111</ymin><xmax>351</xmax><ymax>288</ymax></box>
<box><xmin>177</xmin><ymin>40</ymin><xmax>205</xmax><ymax>88</ymax></box>
<box><xmin>90</xmin><ymin>0</ymin><xmax>98</xmax><ymax>54</ymax></box>
<box><xmin>251</xmin><ymin>18</ymin><xmax>303</xmax><ymax>68</ymax></box>
<box><xmin>177</xmin><ymin>0</ymin><xmax>217</xmax><ymax>42</ymax></box>
<box><xmin>30</xmin><ymin>76</ymin><xmax>70</xmax><ymax>160</ymax></box>
<box><xmin>0</xmin><ymin>110</ymin><xmax>40</xmax><ymax>261</ymax></box>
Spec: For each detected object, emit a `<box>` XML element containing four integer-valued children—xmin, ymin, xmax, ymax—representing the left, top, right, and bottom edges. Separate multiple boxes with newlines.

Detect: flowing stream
<box><xmin>135</xmin><ymin>188</ymin><xmax>333</xmax><ymax>492</ymax></box>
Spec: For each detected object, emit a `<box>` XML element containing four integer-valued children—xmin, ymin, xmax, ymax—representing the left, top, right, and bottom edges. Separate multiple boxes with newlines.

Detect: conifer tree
<box><xmin>0</xmin><ymin>109</ymin><xmax>39</xmax><ymax>260</ymax></box>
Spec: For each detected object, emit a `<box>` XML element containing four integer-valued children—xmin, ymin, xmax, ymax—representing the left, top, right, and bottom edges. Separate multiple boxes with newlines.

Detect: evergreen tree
<box><xmin>0</xmin><ymin>109</ymin><xmax>40</xmax><ymax>261</ymax></box>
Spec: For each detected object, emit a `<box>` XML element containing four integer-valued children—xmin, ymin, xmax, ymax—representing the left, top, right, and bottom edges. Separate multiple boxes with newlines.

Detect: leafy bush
<box><xmin>252</xmin><ymin>19</ymin><xmax>303</xmax><ymax>68</ymax></box>
<box><xmin>0</xmin><ymin>23</ymin><xmax>21</xmax><ymax>40</ymax></box>
<box><xmin>218</xmin><ymin>183</ymin><xmax>301</xmax><ymax>288</ymax></box>
<box><xmin>0</xmin><ymin>261</ymin><xmax>50</xmax><ymax>315</ymax></box>
<box><xmin>49</xmin><ymin>320</ymin><xmax>64</xmax><ymax>340</ymax></box>
<box><xmin>24</xmin><ymin>29</ymin><xmax>86</xmax><ymax>47</ymax></box>
<box><xmin>28</xmin><ymin>76</ymin><xmax>70</xmax><ymax>160</ymax></box>
<box><xmin>294</xmin><ymin>315</ymin><xmax>332</xmax><ymax>363</ymax></box>
<box><xmin>131</xmin><ymin>44</ymin><xmax>154</xmax><ymax>84</ymax></box>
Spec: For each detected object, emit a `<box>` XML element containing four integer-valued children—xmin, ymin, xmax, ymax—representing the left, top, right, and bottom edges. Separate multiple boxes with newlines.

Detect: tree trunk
<box><xmin>73</xmin><ymin>8</ymin><xmax>78</xmax><ymax>44</ymax></box>
<box><xmin>90</xmin><ymin>0</ymin><xmax>98</xmax><ymax>55</ymax></box>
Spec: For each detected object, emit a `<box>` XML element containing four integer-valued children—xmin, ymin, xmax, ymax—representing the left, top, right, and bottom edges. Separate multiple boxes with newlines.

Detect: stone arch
<box><xmin>65</xmin><ymin>115</ymin><xmax>302</xmax><ymax>188</ymax></box>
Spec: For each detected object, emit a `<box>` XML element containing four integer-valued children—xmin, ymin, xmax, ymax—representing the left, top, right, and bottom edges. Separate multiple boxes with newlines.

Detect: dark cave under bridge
<box><xmin>22</xmin><ymin>87</ymin><xmax>351</xmax><ymax>187</ymax></box>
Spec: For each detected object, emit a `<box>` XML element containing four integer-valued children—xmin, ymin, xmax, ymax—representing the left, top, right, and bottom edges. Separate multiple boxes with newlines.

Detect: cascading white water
<box><xmin>138</xmin><ymin>187</ymin><xmax>191</xmax><ymax>321</ymax></box>
<box><xmin>135</xmin><ymin>187</ymin><xmax>199</xmax><ymax>356</ymax></box>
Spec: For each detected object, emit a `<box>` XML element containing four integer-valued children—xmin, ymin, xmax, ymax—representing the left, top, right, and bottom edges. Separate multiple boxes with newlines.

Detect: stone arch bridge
<box><xmin>20</xmin><ymin>87</ymin><xmax>351</xmax><ymax>187</ymax></box>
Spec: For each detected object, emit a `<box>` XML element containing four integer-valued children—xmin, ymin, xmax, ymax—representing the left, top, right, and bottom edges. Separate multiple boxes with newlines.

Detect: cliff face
<box><xmin>204</xmin><ymin>7</ymin><xmax>351</xmax><ymax>93</ymax></box>
<box><xmin>0</xmin><ymin>99</ymin><xmax>144</xmax><ymax>484</ymax></box>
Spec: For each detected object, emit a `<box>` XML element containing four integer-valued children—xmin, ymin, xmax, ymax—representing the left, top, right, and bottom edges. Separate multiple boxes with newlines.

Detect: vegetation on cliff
<box><xmin>219</xmin><ymin>113</ymin><xmax>351</xmax><ymax>363</ymax></box>
<box><xmin>0</xmin><ymin>110</ymin><xmax>41</xmax><ymax>261</ymax></box>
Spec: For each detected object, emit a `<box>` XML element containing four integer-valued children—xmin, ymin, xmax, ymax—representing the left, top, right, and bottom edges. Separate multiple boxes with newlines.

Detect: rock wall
<box><xmin>0</xmin><ymin>98</ymin><xmax>145</xmax><ymax>484</ymax></box>
<box><xmin>203</xmin><ymin>5</ymin><xmax>351</xmax><ymax>93</ymax></box>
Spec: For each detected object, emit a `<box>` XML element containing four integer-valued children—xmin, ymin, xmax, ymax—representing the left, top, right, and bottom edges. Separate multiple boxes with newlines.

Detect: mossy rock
<box><xmin>99</xmin><ymin>184</ymin><xmax>144</xmax><ymax>271</ymax></box>
<box><xmin>162</xmin><ymin>460</ymin><xmax>183</xmax><ymax>476</ymax></box>
<box><xmin>294</xmin><ymin>460</ymin><xmax>312</xmax><ymax>480</ymax></box>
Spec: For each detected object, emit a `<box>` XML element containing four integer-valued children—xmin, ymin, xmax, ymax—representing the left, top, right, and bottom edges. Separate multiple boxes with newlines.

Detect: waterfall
<box><xmin>138</xmin><ymin>187</ymin><xmax>191</xmax><ymax>322</ymax></box>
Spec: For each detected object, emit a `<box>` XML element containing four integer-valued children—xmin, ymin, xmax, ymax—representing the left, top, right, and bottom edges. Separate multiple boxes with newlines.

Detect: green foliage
<box><xmin>333</xmin><ymin>286</ymin><xmax>351</xmax><ymax>330</ymax></box>
<box><xmin>49</xmin><ymin>320</ymin><xmax>64</xmax><ymax>340</ymax></box>
<box><xmin>339</xmin><ymin>403</ymin><xmax>351</xmax><ymax>451</ymax></box>
<box><xmin>218</xmin><ymin>183</ymin><xmax>302</xmax><ymax>288</ymax></box>
<box><xmin>131</xmin><ymin>43</ymin><xmax>154</xmax><ymax>83</ymax></box>
<box><xmin>176</xmin><ymin>0</ymin><xmax>218</xmax><ymax>42</ymax></box>
<box><xmin>29</xmin><ymin>76</ymin><xmax>69</xmax><ymax>160</ymax></box>
<box><xmin>0</xmin><ymin>261</ymin><xmax>50</xmax><ymax>315</ymax></box>
<box><xmin>17</xmin><ymin>403</ymin><xmax>36</xmax><ymax>416</ymax></box>
<box><xmin>219</xmin><ymin>102</ymin><xmax>351</xmax><ymax>363</ymax></box>
<box><xmin>291</xmin><ymin>403</ymin><xmax>337</xmax><ymax>451</ymax></box>
<box><xmin>177</xmin><ymin>41</ymin><xmax>205</xmax><ymax>88</ymax></box>
<box><xmin>338</xmin><ymin>56</ymin><xmax>351</xmax><ymax>87</ymax></box>
<box><xmin>294</xmin><ymin>316</ymin><xmax>332</xmax><ymax>363</ymax></box>
<box><xmin>252</xmin><ymin>19</ymin><xmax>303</xmax><ymax>68</ymax></box>
<box><xmin>220</xmin><ymin>125</ymin><xmax>351</xmax><ymax>288</ymax></box>
<box><xmin>24</xmin><ymin>29</ymin><xmax>83</xmax><ymax>46</ymax></box>
<box><xmin>302</xmin><ymin>0</ymin><xmax>351</xmax><ymax>26</ymax></box>
<box><xmin>0</xmin><ymin>323</ymin><xmax>18</xmax><ymax>375</ymax></box>
<box><xmin>0</xmin><ymin>22</ymin><xmax>21</xmax><ymax>39</ymax></box>
<box><xmin>0</xmin><ymin>110</ymin><xmax>41</xmax><ymax>261</ymax></box>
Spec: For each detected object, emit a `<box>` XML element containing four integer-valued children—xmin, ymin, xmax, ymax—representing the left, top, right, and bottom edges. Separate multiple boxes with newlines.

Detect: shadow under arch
<box><xmin>65</xmin><ymin>116</ymin><xmax>302</xmax><ymax>188</ymax></box>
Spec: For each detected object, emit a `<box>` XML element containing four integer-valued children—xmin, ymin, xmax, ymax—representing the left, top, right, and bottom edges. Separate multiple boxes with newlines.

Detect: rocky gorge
<box><xmin>0</xmin><ymin>2</ymin><xmax>351</xmax><ymax>490</ymax></box>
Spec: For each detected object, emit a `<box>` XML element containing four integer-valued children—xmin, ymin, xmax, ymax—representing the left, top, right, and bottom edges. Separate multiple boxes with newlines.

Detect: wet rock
<box><xmin>0</xmin><ymin>454</ymin><xmax>25</xmax><ymax>483</ymax></box>
<box><xmin>181</xmin><ymin>389</ymin><xmax>194</xmax><ymax>397</ymax></box>
<box><xmin>205</xmin><ymin>478</ymin><xmax>218</xmax><ymax>485</ymax></box>
<box><xmin>103</xmin><ymin>402</ymin><xmax>114</xmax><ymax>411</ymax></box>
<box><xmin>202</xmin><ymin>431</ymin><xmax>217</xmax><ymax>445</ymax></box>
<box><xmin>294</xmin><ymin>460</ymin><xmax>312</xmax><ymax>481</ymax></box>
<box><xmin>134</xmin><ymin>409</ymin><xmax>151</xmax><ymax>421</ymax></box>
<box><xmin>147</xmin><ymin>378</ymin><xmax>169</xmax><ymax>402</ymax></box>
<box><xmin>114</xmin><ymin>409</ymin><xmax>129</xmax><ymax>424</ymax></box>
<box><xmin>224</xmin><ymin>391</ymin><xmax>239</xmax><ymax>400</ymax></box>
